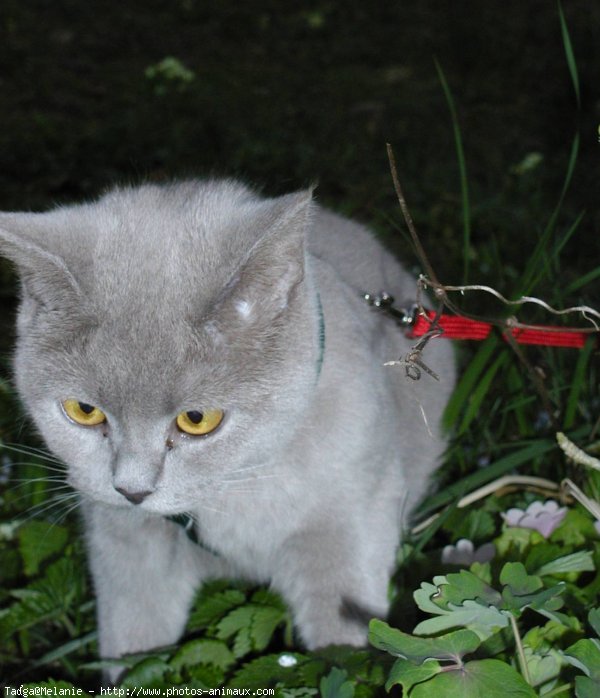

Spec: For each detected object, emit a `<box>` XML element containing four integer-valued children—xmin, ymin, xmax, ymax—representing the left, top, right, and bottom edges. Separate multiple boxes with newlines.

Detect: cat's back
<box><xmin>307</xmin><ymin>206</ymin><xmax>416</xmax><ymax>306</ymax></box>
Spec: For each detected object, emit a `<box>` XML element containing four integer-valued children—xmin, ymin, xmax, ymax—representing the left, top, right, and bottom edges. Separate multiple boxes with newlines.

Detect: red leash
<box><xmin>409</xmin><ymin>310</ymin><xmax>596</xmax><ymax>349</ymax></box>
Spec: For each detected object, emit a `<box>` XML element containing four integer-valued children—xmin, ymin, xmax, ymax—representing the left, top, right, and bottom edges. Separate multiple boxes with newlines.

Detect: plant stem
<box><xmin>509</xmin><ymin>612</ymin><xmax>531</xmax><ymax>685</ymax></box>
<box><xmin>543</xmin><ymin>684</ymin><xmax>572</xmax><ymax>697</ymax></box>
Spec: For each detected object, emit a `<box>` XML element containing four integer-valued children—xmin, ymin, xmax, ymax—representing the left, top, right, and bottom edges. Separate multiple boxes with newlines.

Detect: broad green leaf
<box><xmin>17</xmin><ymin>520</ymin><xmax>69</xmax><ymax>576</ymax></box>
<box><xmin>535</xmin><ymin>551</ymin><xmax>595</xmax><ymax>577</ymax></box>
<box><xmin>444</xmin><ymin>508</ymin><xmax>496</xmax><ymax>544</ymax></box>
<box><xmin>413</xmin><ymin>600</ymin><xmax>509</xmax><ymax>639</ymax></box>
<box><xmin>523</xmin><ymin>646</ymin><xmax>563</xmax><ymax>688</ymax></box>
<box><xmin>368</xmin><ymin>620</ymin><xmax>481</xmax><ymax>662</ymax></box>
<box><xmin>564</xmin><ymin>638</ymin><xmax>600</xmax><ymax>681</ymax></box>
<box><xmin>500</xmin><ymin>562</ymin><xmax>543</xmax><ymax>595</ymax></box>
<box><xmin>385</xmin><ymin>658</ymin><xmax>442</xmax><ymax>692</ymax></box>
<box><xmin>575</xmin><ymin>675</ymin><xmax>600</xmax><ymax>698</ymax></box>
<box><xmin>589</xmin><ymin>609</ymin><xmax>600</xmax><ymax>638</ymax></box>
<box><xmin>499</xmin><ymin>562</ymin><xmax>565</xmax><ymax>616</ymax></box>
<box><xmin>410</xmin><ymin>659</ymin><xmax>536</xmax><ymax>697</ymax></box>
<box><xmin>414</xmin><ymin>580</ymin><xmax>448</xmax><ymax>615</ymax></box>
<box><xmin>320</xmin><ymin>667</ymin><xmax>355</xmax><ymax>698</ymax></box>
<box><xmin>431</xmin><ymin>569</ymin><xmax>503</xmax><ymax>608</ymax></box>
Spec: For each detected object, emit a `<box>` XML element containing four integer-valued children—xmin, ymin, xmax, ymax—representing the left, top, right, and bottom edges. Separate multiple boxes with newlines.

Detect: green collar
<box><xmin>316</xmin><ymin>293</ymin><xmax>325</xmax><ymax>379</ymax></box>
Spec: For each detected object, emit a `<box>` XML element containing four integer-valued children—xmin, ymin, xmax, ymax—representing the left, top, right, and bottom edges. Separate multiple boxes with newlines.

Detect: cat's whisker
<box><xmin>20</xmin><ymin>492</ymin><xmax>80</xmax><ymax>525</ymax></box>
<box><xmin>8</xmin><ymin>463</ymin><xmax>67</xmax><ymax>476</ymax></box>
<box><xmin>1</xmin><ymin>442</ymin><xmax>63</xmax><ymax>464</ymax></box>
<box><xmin>7</xmin><ymin>483</ymin><xmax>72</xmax><ymax>507</ymax></box>
<box><xmin>54</xmin><ymin>498</ymin><xmax>82</xmax><ymax>526</ymax></box>
<box><xmin>222</xmin><ymin>473</ymin><xmax>280</xmax><ymax>485</ymax></box>
<box><xmin>227</xmin><ymin>462</ymin><xmax>272</xmax><ymax>476</ymax></box>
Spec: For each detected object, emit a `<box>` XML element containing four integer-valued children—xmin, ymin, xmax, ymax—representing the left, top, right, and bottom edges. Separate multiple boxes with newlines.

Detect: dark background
<box><xmin>0</xmin><ymin>0</ymin><xmax>598</xmax><ymax>350</ymax></box>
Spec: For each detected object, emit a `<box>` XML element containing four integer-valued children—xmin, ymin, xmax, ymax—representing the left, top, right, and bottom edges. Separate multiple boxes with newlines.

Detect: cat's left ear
<box><xmin>221</xmin><ymin>187</ymin><xmax>314</xmax><ymax>324</ymax></box>
<box><xmin>0</xmin><ymin>214</ymin><xmax>82</xmax><ymax>307</ymax></box>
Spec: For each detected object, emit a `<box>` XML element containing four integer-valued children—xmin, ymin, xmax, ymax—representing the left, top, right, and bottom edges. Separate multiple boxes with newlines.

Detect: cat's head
<box><xmin>0</xmin><ymin>180</ymin><xmax>320</xmax><ymax>513</ymax></box>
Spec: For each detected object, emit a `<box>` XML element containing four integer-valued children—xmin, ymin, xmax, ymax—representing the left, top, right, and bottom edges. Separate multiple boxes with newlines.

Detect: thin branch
<box><xmin>387</xmin><ymin>143</ymin><xmax>443</xmax><ymax>291</ymax></box>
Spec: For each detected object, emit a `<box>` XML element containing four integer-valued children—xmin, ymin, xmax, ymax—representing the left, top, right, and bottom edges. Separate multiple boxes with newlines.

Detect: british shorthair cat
<box><xmin>0</xmin><ymin>180</ymin><xmax>455</xmax><ymax>682</ymax></box>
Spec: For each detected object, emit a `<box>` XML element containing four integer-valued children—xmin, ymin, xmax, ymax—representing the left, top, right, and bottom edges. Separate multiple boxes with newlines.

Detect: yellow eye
<box><xmin>176</xmin><ymin>409</ymin><xmax>224</xmax><ymax>436</ymax></box>
<box><xmin>62</xmin><ymin>399</ymin><xmax>107</xmax><ymax>426</ymax></box>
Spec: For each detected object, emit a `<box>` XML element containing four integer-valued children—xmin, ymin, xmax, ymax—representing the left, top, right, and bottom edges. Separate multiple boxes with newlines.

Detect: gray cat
<box><xmin>0</xmin><ymin>180</ymin><xmax>455</xmax><ymax>682</ymax></box>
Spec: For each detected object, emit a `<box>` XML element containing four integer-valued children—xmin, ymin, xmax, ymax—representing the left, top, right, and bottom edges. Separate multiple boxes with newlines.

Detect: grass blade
<box><xmin>458</xmin><ymin>352</ymin><xmax>509</xmax><ymax>435</ymax></box>
<box><xmin>418</xmin><ymin>440</ymin><xmax>555</xmax><ymax>518</ymax></box>
<box><xmin>565</xmin><ymin>265</ymin><xmax>600</xmax><ymax>295</ymax></box>
<box><xmin>435</xmin><ymin>58</ymin><xmax>471</xmax><ymax>283</ymax></box>
<box><xmin>563</xmin><ymin>336</ymin><xmax>595</xmax><ymax>429</ymax></box>
<box><xmin>519</xmin><ymin>132</ymin><xmax>580</xmax><ymax>295</ymax></box>
<box><xmin>558</xmin><ymin>0</ymin><xmax>580</xmax><ymax>108</ymax></box>
<box><xmin>443</xmin><ymin>335</ymin><xmax>499</xmax><ymax>431</ymax></box>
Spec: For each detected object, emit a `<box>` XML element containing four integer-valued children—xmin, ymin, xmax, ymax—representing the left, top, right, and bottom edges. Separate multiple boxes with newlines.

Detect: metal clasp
<box><xmin>362</xmin><ymin>291</ymin><xmax>417</xmax><ymax>327</ymax></box>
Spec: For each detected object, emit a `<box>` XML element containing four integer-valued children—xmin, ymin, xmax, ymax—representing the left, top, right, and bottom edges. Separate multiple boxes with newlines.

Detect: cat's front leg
<box><xmin>83</xmin><ymin>502</ymin><xmax>230</xmax><ymax>684</ymax></box>
<box><xmin>270</xmin><ymin>521</ymin><xmax>390</xmax><ymax>649</ymax></box>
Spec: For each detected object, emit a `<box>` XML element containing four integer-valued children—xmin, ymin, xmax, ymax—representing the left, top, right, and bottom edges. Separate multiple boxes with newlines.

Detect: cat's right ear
<box><xmin>0</xmin><ymin>214</ymin><xmax>82</xmax><ymax>309</ymax></box>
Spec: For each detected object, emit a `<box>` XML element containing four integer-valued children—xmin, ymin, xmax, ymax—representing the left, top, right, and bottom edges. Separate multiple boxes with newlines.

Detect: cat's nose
<box><xmin>115</xmin><ymin>486</ymin><xmax>153</xmax><ymax>505</ymax></box>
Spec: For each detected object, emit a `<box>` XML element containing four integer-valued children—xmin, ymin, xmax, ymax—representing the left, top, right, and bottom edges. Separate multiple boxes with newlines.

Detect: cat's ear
<box><xmin>0</xmin><ymin>214</ymin><xmax>82</xmax><ymax>308</ymax></box>
<box><xmin>219</xmin><ymin>188</ymin><xmax>314</xmax><ymax>325</ymax></box>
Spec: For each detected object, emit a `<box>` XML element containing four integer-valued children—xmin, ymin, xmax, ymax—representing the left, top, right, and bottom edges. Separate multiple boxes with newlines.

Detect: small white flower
<box><xmin>441</xmin><ymin>538</ymin><xmax>496</xmax><ymax>566</ymax></box>
<box><xmin>594</xmin><ymin>520</ymin><xmax>600</xmax><ymax>535</ymax></box>
<box><xmin>278</xmin><ymin>654</ymin><xmax>298</xmax><ymax>668</ymax></box>
<box><xmin>501</xmin><ymin>500</ymin><xmax>567</xmax><ymax>538</ymax></box>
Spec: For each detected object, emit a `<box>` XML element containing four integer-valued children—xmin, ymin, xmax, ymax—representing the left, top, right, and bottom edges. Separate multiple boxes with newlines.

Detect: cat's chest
<box><xmin>192</xmin><ymin>486</ymin><xmax>302</xmax><ymax>579</ymax></box>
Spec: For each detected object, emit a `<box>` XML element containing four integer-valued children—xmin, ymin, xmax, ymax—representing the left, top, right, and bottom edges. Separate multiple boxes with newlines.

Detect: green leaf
<box><xmin>170</xmin><ymin>639</ymin><xmax>235</xmax><ymax>673</ymax></box>
<box><xmin>443</xmin><ymin>509</ymin><xmax>496</xmax><ymax>544</ymax></box>
<box><xmin>413</xmin><ymin>600</ymin><xmax>509</xmax><ymax>640</ymax></box>
<box><xmin>120</xmin><ymin>657</ymin><xmax>171</xmax><ymax>688</ymax></box>
<box><xmin>320</xmin><ymin>667</ymin><xmax>355</xmax><ymax>698</ymax></box>
<box><xmin>17</xmin><ymin>520</ymin><xmax>69</xmax><ymax>576</ymax></box>
<box><xmin>523</xmin><ymin>646</ymin><xmax>563</xmax><ymax>689</ymax></box>
<box><xmin>500</xmin><ymin>563</ymin><xmax>543</xmax><ymax>595</ymax></box>
<box><xmin>429</xmin><ymin>570</ymin><xmax>504</xmax><ymax>608</ymax></box>
<box><xmin>575</xmin><ymin>675</ymin><xmax>600</xmax><ymax>698</ymax></box>
<box><xmin>216</xmin><ymin>603</ymin><xmax>286</xmax><ymax>657</ymax></box>
<box><xmin>410</xmin><ymin>659</ymin><xmax>537</xmax><ymax>697</ymax></box>
<box><xmin>589</xmin><ymin>609</ymin><xmax>600</xmax><ymax>638</ymax></box>
<box><xmin>228</xmin><ymin>653</ymin><xmax>311</xmax><ymax>690</ymax></box>
<box><xmin>369</xmin><ymin>619</ymin><xmax>482</xmax><ymax>663</ymax></box>
<box><xmin>187</xmin><ymin>585</ymin><xmax>246</xmax><ymax>630</ymax></box>
<box><xmin>564</xmin><ymin>638</ymin><xmax>600</xmax><ymax>681</ymax></box>
<box><xmin>535</xmin><ymin>551</ymin><xmax>595</xmax><ymax>577</ymax></box>
<box><xmin>385</xmin><ymin>658</ymin><xmax>442</xmax><ymax>692</ymax></box>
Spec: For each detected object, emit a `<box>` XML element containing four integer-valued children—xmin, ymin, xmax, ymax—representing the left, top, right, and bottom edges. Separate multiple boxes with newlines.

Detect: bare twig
<box><xmin>420</xmin><ymin>277</ymin><xmax>600</xmax><ymax>332</ymax></box>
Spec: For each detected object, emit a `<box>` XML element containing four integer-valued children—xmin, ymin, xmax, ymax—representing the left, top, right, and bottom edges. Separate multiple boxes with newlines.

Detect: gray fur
<box><xmin>0</xmin><ymin>180</ymin><xmax>455</xmax><ymax>682</ymax></box>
